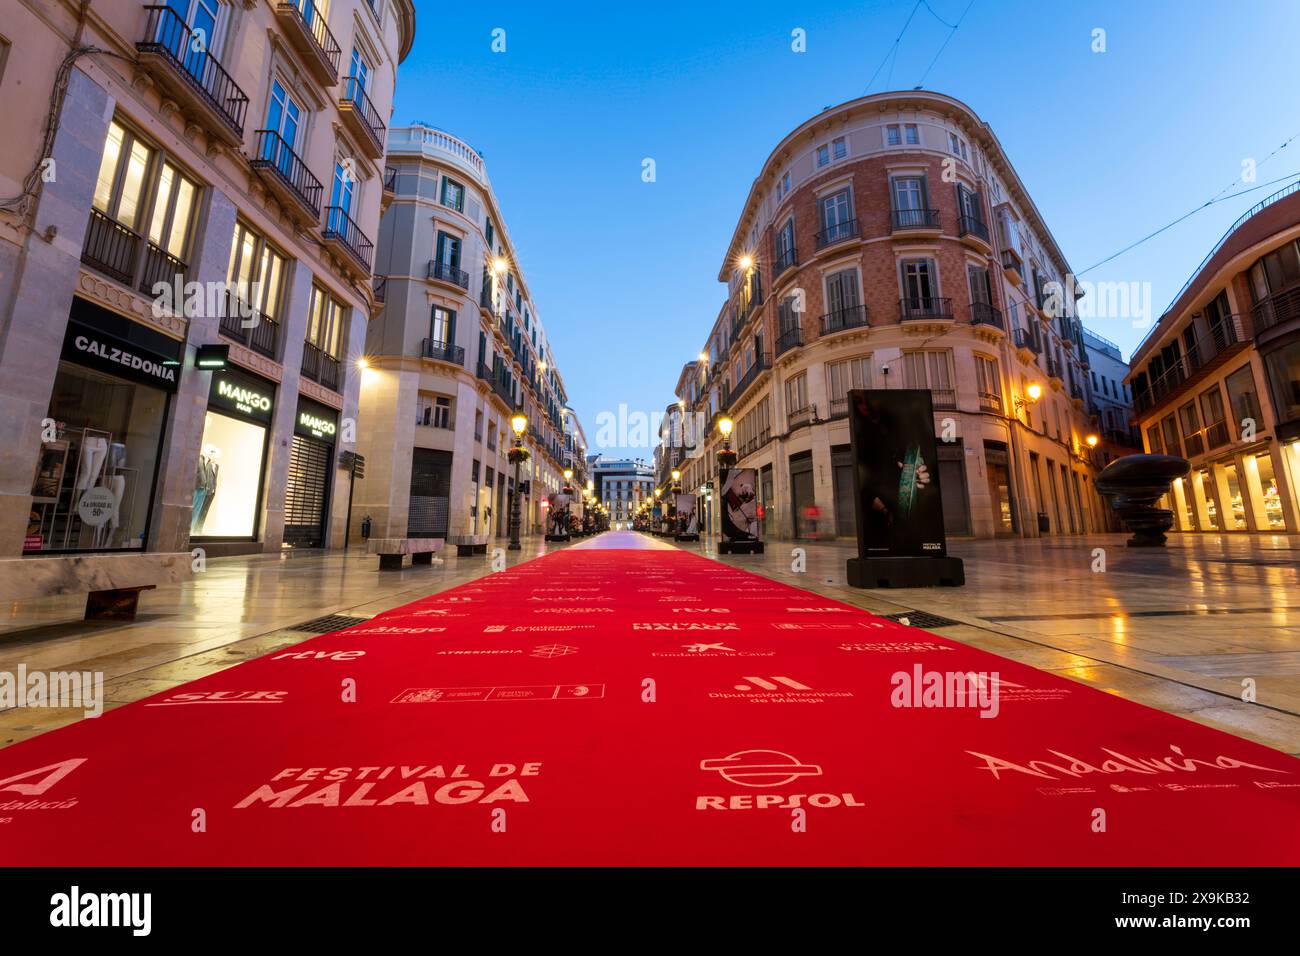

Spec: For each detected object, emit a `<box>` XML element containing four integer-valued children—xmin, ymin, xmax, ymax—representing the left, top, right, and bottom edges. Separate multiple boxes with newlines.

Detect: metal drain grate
<box><xmin>881</xmin><ymin>611</ymin><xmax>959</xmax><ymax>629</ymax></box>
<box><xmin>289</xmin><ymin>614</ymin><xmax>371</xmax><ymax>634</ymax></box>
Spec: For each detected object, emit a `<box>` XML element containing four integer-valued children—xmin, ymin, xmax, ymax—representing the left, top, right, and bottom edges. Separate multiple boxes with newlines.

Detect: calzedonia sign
<box><xmin>208</xmin><ymin>368</ymin><xmax>275</xmax><ymax>425</ymax></box>
<box><xmin>295</xmin><ymin>398</ymin><xmax>339</xmax><ymax>441</ymax></box>
<box><xmin>60</xmin><ymin>320</ymin><xmax>181</xmax><ymax>392</ymax></box>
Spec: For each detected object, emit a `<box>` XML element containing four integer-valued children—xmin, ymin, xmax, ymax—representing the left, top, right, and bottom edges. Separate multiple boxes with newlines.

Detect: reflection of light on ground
<box><xmin>1111</xmin><ymin>615</ymin><xmax>1127</xmax><ymax>643</ymax></box>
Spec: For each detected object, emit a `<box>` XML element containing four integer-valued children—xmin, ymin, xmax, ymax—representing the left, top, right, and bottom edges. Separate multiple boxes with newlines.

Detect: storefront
<box><xmin>192</xmin><ymin>366</ymin><xmax>275</xmax><ymax>542</ymax></box>
<box><xmin>284</xmin><ymin>397</ymin><xmax>338</xmax><ymax>548</ymax></box>
<box><xmin>27</xmin><ymin>298</ymin><xmax>180</xmax><ymax>553</ymax></box>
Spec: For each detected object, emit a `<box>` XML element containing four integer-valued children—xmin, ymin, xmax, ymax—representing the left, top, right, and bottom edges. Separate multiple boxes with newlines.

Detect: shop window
<box><xmin>192</xmin><ymin>368</ymin><xmax>274</xmax><ymax>539</ymax></box>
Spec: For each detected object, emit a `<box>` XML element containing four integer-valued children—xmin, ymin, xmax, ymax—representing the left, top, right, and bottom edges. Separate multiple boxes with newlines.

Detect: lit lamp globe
<box><xmin>510</xmin><ymin>413</ymin><xmax>528</xmax><ymax>437</ymax></box>
<box><xmin>1026</xmin><ymin>383</ymin><xmax>1043</xmax><ymax>403</ymax></box>
<box><xmin>1086</xmin><ymin>434</ymin><xmax>1099</xmax><ymax>448</ymax></box>
<box><xmin>717</xmin><ymin>416</ymin><xmax>737</xmax><ymax>470</ymax></box>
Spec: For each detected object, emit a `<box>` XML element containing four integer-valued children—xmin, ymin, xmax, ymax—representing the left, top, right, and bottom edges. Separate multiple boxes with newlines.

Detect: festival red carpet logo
<box><xmin>710</xmin><ymin>676</ymin><xmax>854</xmax><ymax>704</ymax></box>
<box><xmin>234</xmin><ymin>762</ymin><xmax>542</xmax><ymax>809</ymax></box>
<box><xmin>696</xmin><ymin>749</ymin><xmax>865</xmax><ymax>811</ymax></box>
<box><xmin>392</xmin><ymin>684</ymin><xmax>604</xmax><ymax>703</ymax></box>
<box><xmin>144</xmin><ymin>691</ymin><xmax>287</xmax><ymax>707</ymax></box>
<box><xmin>651</xmin><ymin>642</ymin><xmax>776</xmax><ymax>658</ymax></box>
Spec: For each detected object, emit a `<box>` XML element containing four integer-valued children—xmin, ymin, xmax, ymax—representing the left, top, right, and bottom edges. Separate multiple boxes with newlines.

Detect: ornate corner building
<box><xmin>664</xmin><ymin>91</ymin><xmax>1135</xmax><ymax>541</ymax></box>
<box><xmin>353</xmin><ymin>125</ymin><xmax>587</xmax><ymax>543</ymax></box>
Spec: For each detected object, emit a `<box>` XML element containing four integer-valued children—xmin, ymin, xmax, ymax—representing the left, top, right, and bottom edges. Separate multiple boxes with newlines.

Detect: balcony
<box><xmin>1132</xmin><ymin>314</ymin><xmax>1248</xmax><ymax>415</ymax></box>
<box><xmin>828</xmin><ymin>396</ymin><xmax>849</xmax><ymax>420</ymax></box>
<box><xmin>219</xmin><ymin>291</ymin><xmax>279</xmax><ymax>359</ymax></box>
<box><xmin>301</xmin><ymin>341</ymin><xmax>340</xmax><ymax>391</ymax></box>
<box><xmin>81</xmin><ymin>207</ymin><xmax>193</xmax><ymax>296</ymax></box>
<box><xmin>931</xmin><ymin>389</ymin><xmax>957</xmax><ymax>410</ymax></box>
<box><xmin>136</xmin><ymin>6</ymin><xmax>248</xmax><ymax>146</ymax></box>
<box><xmin>969</xmin><ymin>302</ymin><xmax>1004</xmax><ymax>331</ymax></box>
<box><xmin>251</xmin><ymin>129</ymin><xmax>322</xmax><ymax>218</ymax></box>
<box><xmin>476</xmin><ymin>361</ymin><xmax>492</xmax><ymax>382</ymax></box>
<box><xmin>274</xmin><ymin>0</ymin><xmax>340</xmax><ymax>86</ymax></box>
<box><xmin>322</xmin><ymin>205</ymin><xmax>373</xmax><ymax>273</ymax></box>
<box><xmin>421</xmin><ymin>338</ymin><xmax>466</xmax><ymax>367</ymax></box>
<box><xmin>819</xmin><ymin>304</ymin><xmax>869</xmax><ymax>336</ymax></box>
<box><xmin>1000</xmin><ymin>249</ymin><xmax>1023</xmax><ymax>284</ymax></box>
<box><xmin>339</xmin><ymin>76</ymin><xmax>385</xmax><ymax>159</ymax></box>
<box><xmin>727</xmin><ymin>352</ymin><xmax>771</xmax><ymax>410</ymax></box>
<box><xmin>815</xmin><ymin>218</ymin><xmax>859</xmax><ymax>250</ymax></box>
<box><xmin>978</xmin><ymin>390</ymin><xmax>1002</xmax><ymax>413</ymax></box>
<box><xmin>890</xmin><ymin>208</ymin><xmax>940</xmax><ymax>232</ymax></box>
<box><xmin>773</xmin><ymin>245</ymin><xmax>798</xmax><ymax>279</ymax></box>
<box><xmin>1013</xmin><ymin>326</ymin><xmax>1042</xmax><ymax>354</ymax></box>
<box><xmin>899</xmin><ymin>296</ymin><xmax>953</xmax><ymax>322</ymax></box>
<box><xmin>775</xmin><ymin>326</ymin><xmax>804</xmax><ymax>357</ymax></box>
<box><xmin>1071</xmin><ymin>383</ymin><xmax>1085</xmax><ymax>402</ymax></box>
<box><xmin>1251</xmin><ymin>286</ymin><xmax>1300</xmax><ymax>337</ymax></box>
<box><xmin>428</xmin><ymin>259</ymin><xmax>470</xmax><ymax>290</ymax></box>
<box><xmin>1047</xmin><ymin>354</ymin><xmax>1064</xmax><ymax>383</ymax></box>
<box><xmin>787</xmin><ymin>404</ymin><xmax>816</xmax><ymax>431</ymax></box>
<box><xmin>958</xmin><ymin>214</ymin><xmax>990</xmax><ymax>246</ymax></box>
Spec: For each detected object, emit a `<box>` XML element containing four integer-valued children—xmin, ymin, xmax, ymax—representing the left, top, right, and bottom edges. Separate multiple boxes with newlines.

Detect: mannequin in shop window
<box><xmin>192</xmin><ymin>445</ymin><xmax>221</xmax><ymax>534</ymax></box>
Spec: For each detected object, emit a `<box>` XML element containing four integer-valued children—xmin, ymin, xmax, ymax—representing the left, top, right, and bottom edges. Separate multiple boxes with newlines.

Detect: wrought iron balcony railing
<box><xmin>301</xmin><ymin>341</ymin><xmax>340</xmax><ymax>391</ymax></box>
<box><xmin>775</xmin><ymin>326</ymin><xmax>804</xmax><ymax>356</ymax></box>
<box><xmin>899</xmin><ymin>296</ymin><xmax>953</xmax><ymax>321</ymax></box>
<box><xmin>219</xmin><ymin>291</ymin><xmax>278</xmax><ymax>358</ymax></box>
<box><xmin>958</xmin><ymin>214</ymin><xmax>990</xmax><ymax>242</ymax></box>
<box><xmin>970</xmin><ymin>302</ymin><xmax>1004</xmax><ymax>330</ymax></box>
<box><xmin>891</xmin><ymin>208</ymin><xmax>939</xmax><ymax>230</ymax></box>
<box><xmin>251</xmin><ymin>129</ymin><xmax>323</xmax><ymax>215</ymax></box>
<box><xmin>341</xmin><ymin>75</ymin><xmax>386</xmax><ymax>152</ymax></box>
<box><xmin>819</xmin><ymin>304</ymin><xmax>868</xmax><ymax>335</ymax></box>
<box><xmin>773</xmin><ymin>245</ymin><xmax>798</xmax><ymax>277</ymax></box>
<box><xmin>323</xmin><ymin>205</ymin><xmax>373</xmax><ymax>270</ymax></box>
<box><xmin>428</xmin><ymin>259</ymin><xmax>470</xmax><ymax>289</ymax></box>
<box><xmin>815</xmin><ymin>218</ymin><xmax>858</xmax><ymax>249</ymax></box>
<box><xmin>421</xmin><ymin>338</ymin><xmax>465</xmax><ymax>366</ymax></box>
<box><xmin>138</xmin><ymin>6</ymin><xmax>249</xmax><ymax>138</ymax></box>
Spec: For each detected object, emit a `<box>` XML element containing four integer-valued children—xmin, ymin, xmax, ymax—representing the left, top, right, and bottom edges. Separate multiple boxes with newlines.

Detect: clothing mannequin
<box><xmin>76</xmin><ymin>435</ymin><xmax>108</xmax><ymax>491</ymax></box>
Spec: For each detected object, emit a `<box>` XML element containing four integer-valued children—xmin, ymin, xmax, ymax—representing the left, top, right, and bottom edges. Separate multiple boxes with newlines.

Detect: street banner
<box><xmin>675</xmin><ymin>493</ymin><xmax>698</xmax><ymax>534</ymax></box>
<box><xmin>847</xmin><ymin>389</ymin><xmax>947</xmax><ymax>557</ymax></box>
<box><xmin>720</xmin><ymin>468</ymin><xmax>760</xmax><ymax>545</ymax></box>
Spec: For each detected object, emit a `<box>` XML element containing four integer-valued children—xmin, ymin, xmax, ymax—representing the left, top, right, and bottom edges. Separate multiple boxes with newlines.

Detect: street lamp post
<box><xmin>507</xmin><ymin>412</ymin><xmax>529</xmax><ymax>551</ymax></box>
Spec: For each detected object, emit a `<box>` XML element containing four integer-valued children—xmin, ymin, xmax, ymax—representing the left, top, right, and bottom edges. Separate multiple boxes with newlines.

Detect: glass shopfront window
<box><xmin>192</xmin><ymin>367</ymin><xmax>275</xmax><ymax>540</ymax></box>
<box><xmin>28</xmin><ymin>299</ymin><xmax>180</xmax><ymax>553</ymax></box>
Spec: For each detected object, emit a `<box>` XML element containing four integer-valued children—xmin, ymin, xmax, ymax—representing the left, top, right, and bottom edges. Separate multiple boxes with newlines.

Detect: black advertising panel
<box><xmin>720</xmin><ymin>468</ymin><xmax>760</xmax><ymax>545</ymax></box>
<box><xmin>847</xmin><ymin>389</ymin><xmax>947</xmax><ymax>557</ymax></box>
<box><xmin>61</xmin><ymin>298</ymin><xmax>184</xmax><ymax>392</ymax></box>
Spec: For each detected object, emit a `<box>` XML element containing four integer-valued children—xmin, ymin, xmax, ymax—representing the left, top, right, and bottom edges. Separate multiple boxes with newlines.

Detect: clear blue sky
<box><xmin>393</xmin><ymin>0</ymin><xmax>1300</xmax><ymax>459</ymax></box>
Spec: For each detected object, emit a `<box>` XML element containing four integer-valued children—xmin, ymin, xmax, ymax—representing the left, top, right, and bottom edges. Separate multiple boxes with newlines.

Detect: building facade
<box><xmin>589</xmin><ymin>456</ymin><xmax>653</xmax><ymax>526</ymax></box>
<box><xmin>0</xmin><ymin>0</ymin><xmax>414</xmax><ymax>574</ymax></box>
<box><xmin>353</xmin><ymin>124</ymin><xmax>584</xmax><ymax>543</ymax></box>
<box><xmin>1127</xmin><ymin>183</ymin><xmax>1300</xmax><ymax>535</ymax></box>
<box><xmin>664</xmin><ymin>91</ymin><xmax>1120</xmax><ymax>541</ymax></box>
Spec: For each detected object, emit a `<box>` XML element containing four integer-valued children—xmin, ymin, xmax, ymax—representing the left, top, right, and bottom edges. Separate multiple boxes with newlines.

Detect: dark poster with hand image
<box><xmin>846</xmin><ymin>389</ymin><xmax>963</xmax><ymax>586</ymax></box>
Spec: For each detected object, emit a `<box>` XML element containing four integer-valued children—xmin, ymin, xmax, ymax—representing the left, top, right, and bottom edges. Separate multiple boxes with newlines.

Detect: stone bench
<box><xmin>448</xmin><ymin>534</ymin><xmax>489</xmax><ymax>556</ymax></box>
<box><xmin>367</xmin><ymin>537</ymin><xmax>445</xmax><ymax>570</ymax></box>
<box><xmin>0</xmin><ymin>552</ymin><xmax>192</xmax><ymax>621</ymax></box>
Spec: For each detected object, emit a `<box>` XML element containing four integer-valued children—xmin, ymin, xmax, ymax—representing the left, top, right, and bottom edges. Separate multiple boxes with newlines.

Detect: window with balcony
<box><xmin>85</xmin><ymin>120</ymin><xmax>200</xmax><ymax>294</ymax></box>
<box><xmin>885</xmin><ymin>125</ymin><xmax>901</xmax><ymax>146</ymax></box>
<box><xmin>774</xmin><ymin>217</ymin><xmax>796</xmax><ymax>274</ymax></box>
<box><xmin>441</xmin><ymin>176</ymin><xmax>465</xmax><ymax>212</ymax></box>
<box><xmin>303</xmin><ymin>284</ymin><xmax>344</xmax><ymax>390</ymax></box>
<box><xmin>223</xmin><ymin>221</ymin><xmax>286</xmax><ymax>357</ymax></box>
<box><xmin>817</xmin><ymin>188</ymin><xmax>855</xmax><ymax>246</ymax></box>
<box><xmin>890</xmin><ymin>175</ymin><xmax>935</xmax><ymax>229</ymax></box>
<box><xmin>823</xmin><ymin>268</ymin><xmax>862</xmax><ymax>330</ymax></box>
<box><xmin>900</xmin><ymin>259</ymin><xmax>941</xmax><ymax>313</ymax></box>
<box><xmin>826</xmin><ymin>356</ymin><xmax>871</xmax><ymax>419</ymax></box>
<box><xmin>975</xmin><ymin>355</ymin><xmax>1002</xmax><ymax>412</ymax></box>
<box><xmin>901</xmin><ymin>349</ymin><xmax>955</xmax><ymax>409</ymax></box>
<box><xmin>956</xmin><ymin>182</ymin><xmax>988</xmax><ymax>239</ymax></box>
<box><xmin>266</xmin><ymin>79</ymin><xmax>304</xmax><ymax>152</ymax></box>
<box><xmin>904</xmin><ymin>123</ymin><xmax>919</xmax><ymax>144</ymax></box>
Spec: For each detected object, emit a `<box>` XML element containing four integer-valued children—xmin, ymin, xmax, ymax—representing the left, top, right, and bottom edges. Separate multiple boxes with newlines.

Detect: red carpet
<box><xmin>2</xmin><ymin>532</ymin><xmax>1298</xmax><ymax>866</ymax></box>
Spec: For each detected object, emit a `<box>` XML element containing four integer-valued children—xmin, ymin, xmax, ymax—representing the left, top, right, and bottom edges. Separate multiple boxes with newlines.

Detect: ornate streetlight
<box><xmin>507</xmin><ymin>411</ymin><xmax>529</xmax><ymax>551</ymax></box>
